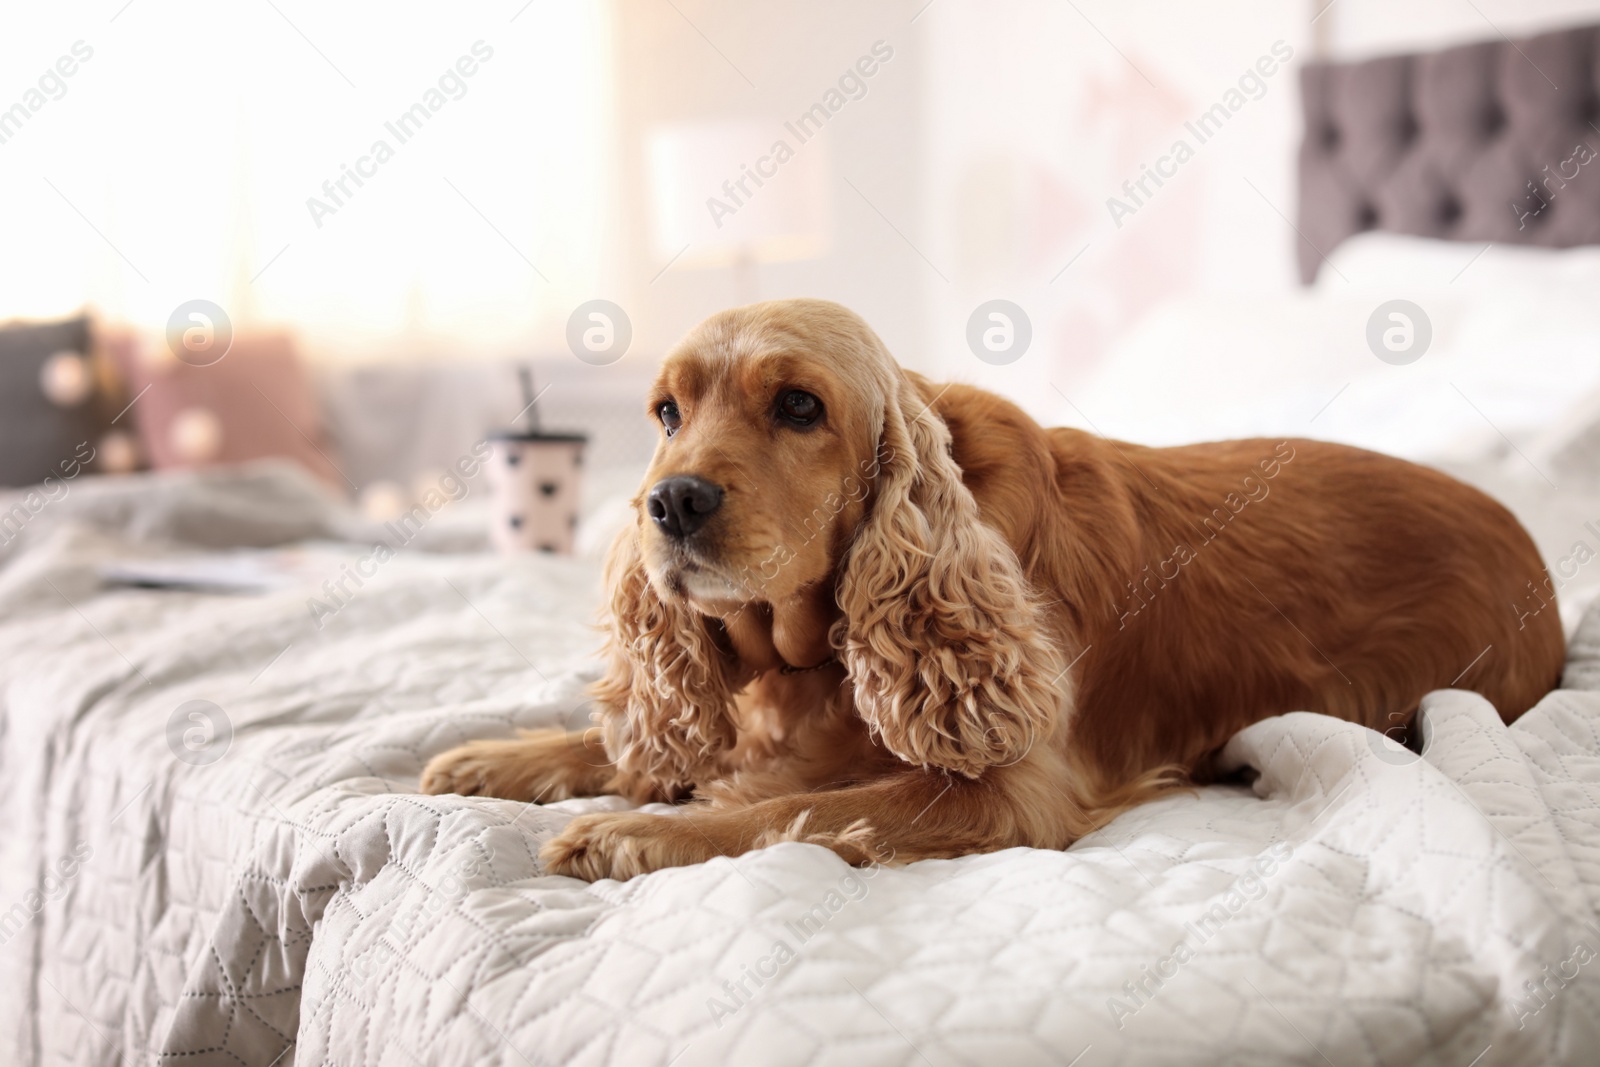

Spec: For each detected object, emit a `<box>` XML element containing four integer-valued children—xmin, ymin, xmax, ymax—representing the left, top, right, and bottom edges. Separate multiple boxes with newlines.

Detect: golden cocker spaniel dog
<box><xmin>422</xmin><ymin>298</ymin><xmax>1565</xmax><ymax>881</ymax></box>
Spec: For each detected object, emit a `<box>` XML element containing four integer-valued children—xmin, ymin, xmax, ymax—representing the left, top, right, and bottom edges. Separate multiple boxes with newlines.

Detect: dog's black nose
<box><xmin>647</xmin><ymin>475</ymin><xmax>723</xmax><ymax>538</ymax></box>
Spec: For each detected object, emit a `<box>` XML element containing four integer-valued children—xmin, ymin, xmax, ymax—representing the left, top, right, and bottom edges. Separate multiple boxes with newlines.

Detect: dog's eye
<box><xmin>657</xmin><ymin>401</ymin><xmax>682</xmax><ymax>437</ymax></box>
<box><xmin>777</xmin><ymin>389</ymin><xmax>822</xmax><ymax>427</ymax></box>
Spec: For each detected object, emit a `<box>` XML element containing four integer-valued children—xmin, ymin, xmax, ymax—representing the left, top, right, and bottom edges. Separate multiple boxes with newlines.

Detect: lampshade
<box><xmin>646</xmin><ymin>119</ymin><xmax>832</xmax><ymax>268</ymax></box>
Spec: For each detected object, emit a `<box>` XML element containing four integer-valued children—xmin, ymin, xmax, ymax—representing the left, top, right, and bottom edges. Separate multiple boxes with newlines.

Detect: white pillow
<box><xmin>1318</xmin><ymin>231</ymin><xmax>1600</xmax><ymax>296</ymax></box>
<box><xmin>1069</xmin><ymin>235</ymin><xmax>1600</xmax><ymax>466</ymax></box>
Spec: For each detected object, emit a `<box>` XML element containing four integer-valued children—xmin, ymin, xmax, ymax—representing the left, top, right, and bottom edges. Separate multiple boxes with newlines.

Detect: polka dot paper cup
<box><xmin>486</xmin><ymin>430</ymin><xmax>587</xmax><ymax>555</ymax></box>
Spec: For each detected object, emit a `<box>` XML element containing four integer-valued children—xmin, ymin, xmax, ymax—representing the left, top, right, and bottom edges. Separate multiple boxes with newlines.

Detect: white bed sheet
<box><xmin>1</xmin><ymin>464</ymin><xmax>1597</xmax><ymax>1066</ymax></box>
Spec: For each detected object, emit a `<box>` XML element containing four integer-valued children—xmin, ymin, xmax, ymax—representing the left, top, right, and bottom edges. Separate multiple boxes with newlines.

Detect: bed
<box><xmin>0</xmin><ymin>457</ymin><xmax>1596</xmax><ymax>1067</ymax></box>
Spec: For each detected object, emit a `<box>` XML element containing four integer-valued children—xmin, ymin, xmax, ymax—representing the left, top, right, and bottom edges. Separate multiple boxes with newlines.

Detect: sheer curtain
<box><xmin>0</xmin><ymin>0</ymin><xmax>616</xmax><ymax>362</ymax></box>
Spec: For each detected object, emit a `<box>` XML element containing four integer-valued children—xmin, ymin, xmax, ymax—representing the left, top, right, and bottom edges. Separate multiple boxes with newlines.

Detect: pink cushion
<box><xmin>105</xmin><ymin>331</ymin><xmax>344</xmax><ymax>488</ymax></box>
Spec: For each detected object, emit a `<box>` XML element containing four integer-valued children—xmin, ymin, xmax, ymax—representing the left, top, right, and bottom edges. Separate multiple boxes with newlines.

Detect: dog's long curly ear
<box><xmin>833</xmin><ymin>376</ymin><xmax>1066</xmax><ymax>779</ymax></box>
<box><xmin>591</xmin><ymin>523</ymin><xmax>741</xmax><ymax>790</ymax></box>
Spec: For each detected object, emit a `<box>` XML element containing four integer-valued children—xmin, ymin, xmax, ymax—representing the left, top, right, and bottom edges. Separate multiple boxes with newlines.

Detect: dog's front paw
<box><xmin>421</xmin><ymin>730</ymin><xmax>604</xmax><ymax>801</ymax></box>
<box><xmin>420</xmin><ymin>740</ymin><xmax>523</xmax><ymax>798</ymax></box>
<box><xmin>540</xmin><ymin>811</ymin><xmax>719</xmax><ymax>880</ymax></box>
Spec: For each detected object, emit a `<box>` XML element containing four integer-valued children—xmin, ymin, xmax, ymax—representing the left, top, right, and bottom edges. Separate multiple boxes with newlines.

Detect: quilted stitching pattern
<box><xmin>3</xmin><ymin>517</ymin><xmax>1600</xmax><ymax>1065</ymax></box>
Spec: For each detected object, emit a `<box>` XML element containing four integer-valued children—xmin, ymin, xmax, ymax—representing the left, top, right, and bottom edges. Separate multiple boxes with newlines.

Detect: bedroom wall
<box><xmin>605</xmin><ymin>0</ymin><xmax>929</xmax><ymax>368</ymax></box>
<box><xmin>1325</xmin><ymin>0</ymin><xmax>1600</xmax><ymax>57</ymax></box>
<box><xmin>909</xmin><ymin>0</ymin><xmax>1313</xmax><ymax>420</ymax></box>
<box><xmin>605</xmin><ymin>0</ymin><xmax>1318</xmax><ymax>412</ymax></box>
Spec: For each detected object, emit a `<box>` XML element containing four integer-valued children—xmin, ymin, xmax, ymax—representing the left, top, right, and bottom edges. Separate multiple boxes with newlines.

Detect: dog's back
<box><xmin>927</xmin><ymin>379</ymin><xmax>1565</xmax><ymax>781</ymax></box>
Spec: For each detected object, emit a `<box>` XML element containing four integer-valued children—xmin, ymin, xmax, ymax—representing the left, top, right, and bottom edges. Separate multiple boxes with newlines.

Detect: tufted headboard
<box><xmin>1296</xmin><ymin>23</ymin><xmax>1600</xmax><ymax>283</ymax></box>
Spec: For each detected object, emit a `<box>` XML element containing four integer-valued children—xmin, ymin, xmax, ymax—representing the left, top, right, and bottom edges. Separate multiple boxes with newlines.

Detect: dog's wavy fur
<box><xmin>422</xmin><ymin>299</ymin><xmax>1566</xmax><ymax>881</ymax></box>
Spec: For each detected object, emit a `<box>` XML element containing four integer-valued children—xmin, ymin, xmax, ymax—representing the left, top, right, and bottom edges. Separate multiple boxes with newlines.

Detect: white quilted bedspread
<box><xmin>2</xmin><ymin>466</ymin><xmax>1598</xmax><ymax>1066</ymax></box>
